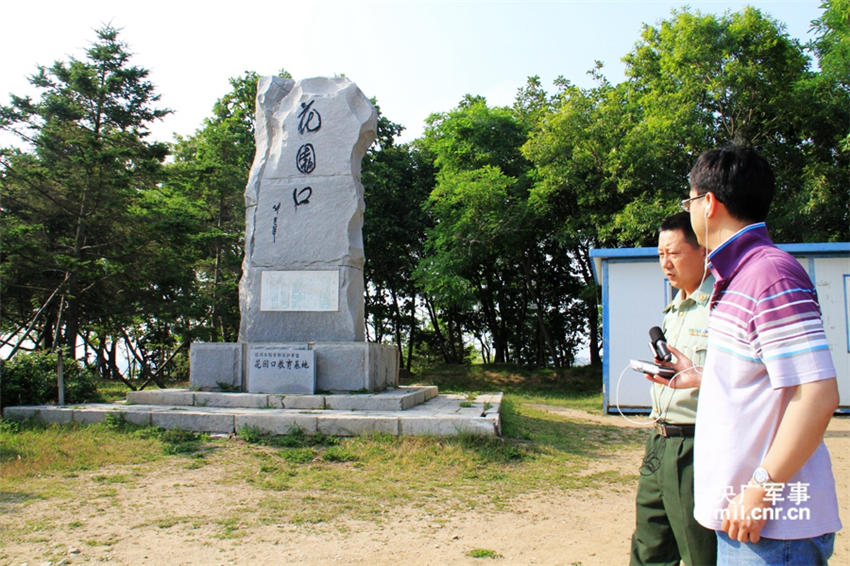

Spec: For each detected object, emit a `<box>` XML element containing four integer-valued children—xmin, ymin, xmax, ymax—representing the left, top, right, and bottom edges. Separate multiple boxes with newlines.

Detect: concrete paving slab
<box><xmin>151</xmin><ymin>408</ymin><xmax>234</xmax><ymax>433</ymax></box>
<box><xmin>280</xmin><ymin>395</ymin><xmax>326</xmax><ymax>410</ymax></box>
<box><xmin>127</xmin><ymin>390</ymin><xmax>195</xmax><ymax>406</ymax></box>
<box><xmin>125</xmin><ymin>386</ymin><xmax>438</xmax><ymax>412</ymax></box>
<box><xmin>403</xmin><ymin>389</ymin><xmax>425</xmax><ymax>410</ymax></box>
<box><xmin>2</xmin><ymin>391</ymin><xmax>502</xmax><ymax>437</ymax></box>
<box><xmin>73</xmin><ymin>407</ymin><xmax>110</xmax><ymax>425</ymax></box>
<box><xmin>235</xmin><ymin>411</ymin><xmax>318</xmax><ymax>435</ymax></box>
<box><xmin>3</xmin><ymin>406</ymin><xmax>58</xmax><ymax>422</ymax></box>
<box><xmin>324</xmin><ymin>394</ymin><xmax>395</xmax><ymax>411</ymax></box>
<box><xmin>12</xmin><ymin>406</ymin><xmax>76</xmax><ymax>425</ymax></box>
<box><xmin>3</xmin><ymin>406</ymin><xmax>35</xmax><ymax>420</ymax></box>
<box><xmin>404</xmin><ymin>413</ymin><xmax>501</xmax><ymax>436</ymax></box>
<box><xmin>111</xmin><ymin>408</ymin><xmax>152</xmax><ymax>427</ymax></box>
<box><xmin>47</xmin><ymin>408</ymin><xmax>76</xmax><ymax>424</ymax></box>
<box><xmin>194</xmin><ymin>392</ymin><xmax>272</xmax><ymax>409</ymax></box>
<box><xmin>317</xmin><ymin>414</ymin><xmax>400</xmax><ymax>436</ymax></box>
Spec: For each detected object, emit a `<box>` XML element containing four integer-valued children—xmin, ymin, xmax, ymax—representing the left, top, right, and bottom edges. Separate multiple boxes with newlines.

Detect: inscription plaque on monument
<box><xmin>260</xmin><ymin>270</ymin><xmax>339</xmax><ymax>312</ymax></box>
<box><xmin>245</xmin><ymin>345</ymin><xmax>316</xmax><ymax>395</ymax></box>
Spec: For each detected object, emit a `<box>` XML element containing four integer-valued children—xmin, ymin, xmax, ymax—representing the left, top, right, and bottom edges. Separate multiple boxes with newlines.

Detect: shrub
<box><xmin>0</xmin><ymin>350</ymin><xmax>102</xmax><ymax>409</ymax></box>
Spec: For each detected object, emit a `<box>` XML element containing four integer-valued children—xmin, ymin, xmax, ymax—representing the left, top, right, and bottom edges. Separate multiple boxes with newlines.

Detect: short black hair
<box><xmin>660</xmin><ymin>211</ymin><xmax>700</xmax><ymax>249</ymax></box>
<box><xmin>689</xmin><ymin>145</ymin><xmax>775</xmax><ymax>223</ymax></box>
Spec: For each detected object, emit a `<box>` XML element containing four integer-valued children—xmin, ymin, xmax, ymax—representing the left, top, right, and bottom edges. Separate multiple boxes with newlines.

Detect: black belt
<box><xmin>656</xmin><ymin>423</ymin><xmax>695</xmax><ymax>437</ymax></box>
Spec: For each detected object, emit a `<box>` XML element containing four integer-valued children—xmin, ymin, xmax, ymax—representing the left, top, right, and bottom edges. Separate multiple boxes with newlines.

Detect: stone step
<box><xmin>126</xmin><ymin>386</ymin><xmax>438</xmax><ymax>411</ymax></box>
<box><xmin>2</xmin><ymin>393</ymin><xmax>503</xmax><ymax>437</ymax></box>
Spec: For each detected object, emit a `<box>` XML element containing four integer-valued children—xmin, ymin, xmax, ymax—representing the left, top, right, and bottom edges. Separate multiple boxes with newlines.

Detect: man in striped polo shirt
<box><xmin>648</xmin><ymin>146</ymin><xmax>841</xmax><ymax>565</ymax></box>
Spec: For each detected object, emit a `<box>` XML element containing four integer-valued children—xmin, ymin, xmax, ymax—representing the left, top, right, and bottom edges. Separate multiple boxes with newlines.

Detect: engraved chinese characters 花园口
<box><xmin>239</xmin><ymin>76</ymin><xmax>377</xmax><ymax>344</ymax></box>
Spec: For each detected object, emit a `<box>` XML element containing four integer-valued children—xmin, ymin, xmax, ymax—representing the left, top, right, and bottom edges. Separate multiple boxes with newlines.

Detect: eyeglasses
<box><xmin>680</xmin><ymin>193</ymin><xmax>707</xmax><ymax>212</ymax></box>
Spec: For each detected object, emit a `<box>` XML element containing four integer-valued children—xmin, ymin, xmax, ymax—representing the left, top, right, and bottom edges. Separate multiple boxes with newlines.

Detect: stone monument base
<box><xmin>190</xmin><ymin>342</ymin><xmax>399</xmax><ymax>394</ymax></box>
<box><xmin>189</xmin><ymin>343</ymin><xmax>242</xmax><ymax>392</ymax></box>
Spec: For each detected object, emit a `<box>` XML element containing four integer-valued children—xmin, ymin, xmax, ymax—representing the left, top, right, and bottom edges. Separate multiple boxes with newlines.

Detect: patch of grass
<box><xmin>135</xmin><ymin>515</ymin><xmax>204</xmax><ymax>530</ymax></box>
<box><xmin>93</xmin><ymin>487</ymin><xmax>119</xmax><ymax>498</ymax></box>
<box><xmin>279</xmin><ymin>447</ymin><xmax>315</xmax><ymax>464</ymax></box>
<box><xmin>321</xmin><ymin>446</ymin><xmax>357</xmax><ymax>463</ymax></box>
<box><xmin>258</xmin><ymin>471</ymin><xmax>294</xmax><ymax>491</ymax></box>
<box><xmin>186</xmin><ymin>453</ymin><xmax>207</xmax><ymax>469</ymax></box>
<box><xmin>84</xmin><ymin>535</ymin><xmax>119</xmax><ymax>547</ymax></box>
<box><xmin>0</xmin><ymin>419</ymin><xmax>162</xmax><ymax>483</ymax></box>
<box><xmin>404</xmin><ymin>362</ymin><xmax>602</xmax><ymax>398</ymax></box>
<box><xmin>157</xmin><ymin>517</ymin><xmax>180</xmax><ymax>528</ymax></box>
<box><xmin>215</xmin><ymin>516</ymin><xmax>248</xmax><ymax>539</ymax></box>
<box><xmin>92</xmin><ymin>379</ymin><xmax>132</xmax><ymax>403</ymax></box>
<box><xmin>91</xmin><ymin>473</ymin><xmax>131</xmax><ymax>484</ymax></box>
<box><xmin>245</xmin><ymin>402</ymin><xmax>634</xmax><ymax>523</ymax></box>
<box><xmin>467</xmin><ymin>548</ymin><xmax>503</xmax><ymax>559</ymax></box>
<box><xmin>158</xmin><ymin>429</ymin><xmax>209</xmax><ymax>455</ymax></box>
<box><xmin>0</xmin><ymin>415</ymin><xmax>218</xmax><ymax>507</ymax></box>
<box><xmin>25</xmin><ymin>518</ymin><xmax>56</xmax><ymax>532</ymax></box>
<box><xmin>237</xmin><ymin>424</ymin><xmax>265</xmax><ymax>444</ymax></box>
<box><xmin>238</xmin><ymin>425</ymin><xmax>340</xmax><ymax>449</ymax></box>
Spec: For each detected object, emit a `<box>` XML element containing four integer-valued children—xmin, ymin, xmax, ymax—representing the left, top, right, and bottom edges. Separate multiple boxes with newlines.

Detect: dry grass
<box><xmin>1</xmin><ymin>364</ymin><xmax>641</xmax><ymax>530</ymax></box>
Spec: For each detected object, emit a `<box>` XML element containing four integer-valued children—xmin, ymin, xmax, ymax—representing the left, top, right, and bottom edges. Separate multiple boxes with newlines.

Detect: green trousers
<box><xmin>629</xmin><ymin>431</ymin><xmax>717</xmax><ymax>566</ymax></box>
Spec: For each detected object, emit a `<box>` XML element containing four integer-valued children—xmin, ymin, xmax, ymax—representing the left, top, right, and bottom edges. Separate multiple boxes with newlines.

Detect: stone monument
<box><xmin>190</xmin><ymin>76</ymin><xmax>399</xmax><ymax>394</ymax></box>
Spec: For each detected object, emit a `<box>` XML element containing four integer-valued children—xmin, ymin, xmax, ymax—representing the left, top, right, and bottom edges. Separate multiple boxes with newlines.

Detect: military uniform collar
<box><xmin>663</xmin><ymin>275</ymin><xmax>714</xmax><ymax>313</ymax></box>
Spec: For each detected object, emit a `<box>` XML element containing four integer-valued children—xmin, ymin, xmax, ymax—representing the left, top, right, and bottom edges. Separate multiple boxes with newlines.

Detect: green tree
<box><xmin>417</xmin><ymin>96</ymin><xmax>526</xmax><ymax>364</ymax></box>
<box><xmin>165</xmin><ymin>71</ymin><xmax>291</xmax><ymax>342</ymax></box>
<box><xmin>361</xmin><ymin>105</ymin><xmax>435</xmax><ymax>371</ymax></box>
<box><xmin>522</xmin><ymin>73</ymin><xmax>636</xmax><ymax>365</ymax></box>
<box><xmin>525</xmin><ymin>5</ymin><xmax>849</xmax><ymax>364</ymax></box>
<box><xmin>620</xmin><ymin>6</ymin><xmax>848</xmax><ymax>241</ymax></box>
<box><xmin>1</xmin><ymin>25</ymin><xmax>170</xmax><ymax>361</ymax></box>
<box><xmin>418</xmin><ymin>94</ymin><xmax>581</xmax><ymax>367</ymax></box>
<box><xmin>798</xmin><ymin>0</ymin><xmax>850</xmax><ymax>240</ymax></box>
<box><xmin>812</xmin><ymin>0</ymin><xmax>850</xmax><ymax>95</ymax></box>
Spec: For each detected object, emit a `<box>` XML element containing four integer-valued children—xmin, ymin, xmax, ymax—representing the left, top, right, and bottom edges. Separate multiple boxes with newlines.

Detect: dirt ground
<box><xmin>1</xmin><ymin>412</ymin><xmax>847</xmax><ymax>566</ymax></box>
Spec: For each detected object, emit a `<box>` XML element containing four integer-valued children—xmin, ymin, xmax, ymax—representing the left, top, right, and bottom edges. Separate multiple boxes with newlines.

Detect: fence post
<box><xmin>57</xmin><ymin>349</ymin><xmax>65</xmax><ymax>405</ymax></box>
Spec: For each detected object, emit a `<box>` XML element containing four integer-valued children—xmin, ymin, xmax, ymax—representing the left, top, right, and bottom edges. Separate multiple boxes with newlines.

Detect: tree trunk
<box><xmin>406</xmin><ymin>295</ymin><xmax>416</xmax><ymax>372</ymax></box>
<box><xmin>41</xmin><ymin>304</ymin><xmax>55</xmax><ymax>351</ymax></box>
<box><xmin>477</xmin><ymin>275</ymin><xmax>506</xmax><ymax>363</ymax></box>
<box><xmin>212</xmin><ymin>193</ymin><xmax>225</xmax><ymax>342</ymax></box>
<box><xmin>521</xmin><ymin>256</ymin><xmax>561</xmax><ymax>368</ymax></box>
<box><xmin>576</xmin><ymin>243</ymin><xmax>601</xmax><ymax>365</ymax></box>
<box><xmin>424</xmin><ymin>296</ymin><xmax>453</xmax><ymax>364</ymax></box>
<box><xmin>390</xmin><ymin>287</ymin><xmax>405</xmax><ymax>369</ymax></box>
<box><xmin>65</xmin><ymin>186</ymin><xmax>92</xmax><ymax>360</ymax></box>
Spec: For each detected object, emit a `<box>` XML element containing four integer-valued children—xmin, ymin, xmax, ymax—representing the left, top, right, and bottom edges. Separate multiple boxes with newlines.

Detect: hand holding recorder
<box><xmin>630</xmin><ymin>326</ymin><xmax>702</xmax><ymax>388</ymax></box>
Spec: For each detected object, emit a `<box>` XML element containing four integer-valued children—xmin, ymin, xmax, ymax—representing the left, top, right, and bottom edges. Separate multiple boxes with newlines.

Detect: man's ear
<box><xmin>704</xmin><ymin>192</ymin><xmax>716</xmax><ymax>218</ymax></box>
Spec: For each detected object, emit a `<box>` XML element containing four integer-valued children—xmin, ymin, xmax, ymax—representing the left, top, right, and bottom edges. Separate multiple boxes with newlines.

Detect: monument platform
<box><xmin>2</xmin><ymin>387</ymin><xmax>503</xmax><ymax>437</ymax></box>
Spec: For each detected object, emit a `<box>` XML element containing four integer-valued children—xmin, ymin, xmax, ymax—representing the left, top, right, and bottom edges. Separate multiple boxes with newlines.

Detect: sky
<box><xmin>0</xmin><ymin>1</ymin><xmax>826</xmax><ymax>145</ymax></box>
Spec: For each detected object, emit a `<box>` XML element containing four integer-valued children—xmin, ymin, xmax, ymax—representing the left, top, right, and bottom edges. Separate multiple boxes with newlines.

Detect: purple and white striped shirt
<box><xmin>693</xmin><ymin>223</ymin><xmax>841</xmax><ymax>539</ymax></box>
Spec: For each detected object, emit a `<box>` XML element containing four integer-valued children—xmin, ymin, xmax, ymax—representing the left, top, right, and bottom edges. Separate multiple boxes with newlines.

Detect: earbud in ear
<box><xmin>704</xmin><ymin>206</ymin><xmax>710</xmax><ymax>218</ymax></box>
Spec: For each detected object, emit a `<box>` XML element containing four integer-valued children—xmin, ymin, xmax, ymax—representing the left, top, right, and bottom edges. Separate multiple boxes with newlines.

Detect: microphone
<box><xmin>649</xmin><ymin>326</ymin><xmax>672</xmax><ymax>362</ymax></box>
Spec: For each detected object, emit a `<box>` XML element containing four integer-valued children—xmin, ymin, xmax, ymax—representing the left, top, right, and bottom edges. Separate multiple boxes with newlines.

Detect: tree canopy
<box><xmin>1</xmin><ymin>25</ymin><xmax>172</xmax><ymax>367</ymax></box>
